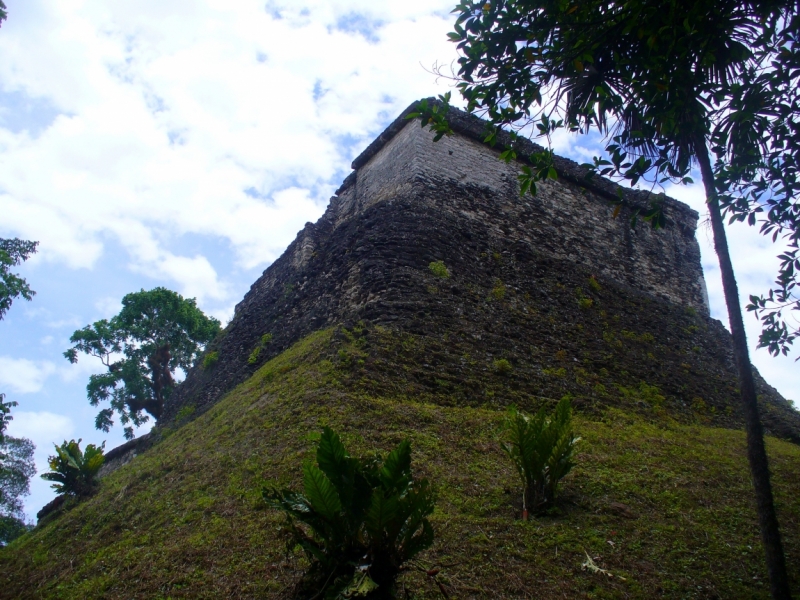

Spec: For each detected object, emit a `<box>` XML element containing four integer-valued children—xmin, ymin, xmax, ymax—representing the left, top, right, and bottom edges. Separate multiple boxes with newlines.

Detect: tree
<box><xmin>0</xmin><ymin>236</ymin><xmax>38</xmax><ymax>544</ymax></box>
<box><xmin>0</xmin><ymin>393</ymin><xmax>13</xmax><ymax>440</ymax></box>
<box><xmin>64</xmin><ymin>288</ymin><xmax>221</xmax><ymax>439</ymax></box>
<box><xmin>712</xmin><ymin>15</ymin><xmax>800</xmax><ymax>359</ymax></box>
<box><xmin>0</xmin><ymin>238</ymin><xmax>38</xmax><ymax>321</ymax></box>
<box><xmin>0</xmin><ymin>394</ymin><xmax>36</xmax><ymax>545</ymax></box>
<box><xmin>417</xmin><ymin>1</ymin><xmax>795</xmax><ymax>597</ymax></box>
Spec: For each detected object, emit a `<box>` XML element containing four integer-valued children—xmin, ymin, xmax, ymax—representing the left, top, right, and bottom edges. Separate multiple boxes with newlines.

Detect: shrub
<box><xmin>175</xmin><ymin>404</ymin><xmax>196</xmax><ymax>423</ymax></box>
<box><xmin>248</xmin><ymin>333</ymin><xmax>273</xmax><ymax>365</ymax></box>
<box><xmin>587</xmin><ymin>276</ymin><xmax>602</xmax><ymax>292</ymax></box>
<box><xmin>264</xmin><ymin>427</ymin><xmax>435</xmax><ymax>599</ymax></box>
<box><xmin>578</xmin><ymin>297</ymin><xmax>593</xmax><ymax>310</ymax></box>
<box><xmin>490</xmin><ymin>280</ymin><xmax>506</xmax><ymax>300</ymax></box>
<box><xmin>0</xmin><ymin>515</ymin><xmax>32</xmax><ymax>545</ymax></box>
<box><xmin>501</xmin><ymin>397</ymin><xmax>579</xmax><ymax>518</ymax></box>
<box><xmin>247</xmin><ymin>346</ymin><xmax>261</xmax><ymax>364</ymax></box>
<box><xmin>542</xmin><ymin>367</ymin><xmax>567</xmax><ymax>378</ymax></box>
<box><xmin>41</xmin><ymin>439</ymin><xmax>105</xmax><ymax>498</ymax></box>
<box><xmin>493</xmin><ymin>358</ymin><xmax>513</xmax><ymax>374</ymax></box>
<box><xmin>617</xmin><ymin>382</ymin><xmax>666</xmax><ymax>408</ymax></box>
<box><xmin>202</xmin><ymin>351</ymin><xmax>219</xmax><ymax>370</ymax></box>
<box><xmin>427</xmin><ymin>260</ymin><xmax>450</xmax><ymax>279</ymax></box>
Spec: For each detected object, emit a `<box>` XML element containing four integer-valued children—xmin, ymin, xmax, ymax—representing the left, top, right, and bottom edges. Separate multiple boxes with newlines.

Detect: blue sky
<box><xmin>1</xmin><ymin>0</ymin><xmax>798</xmax><ymax>521</ymax></box>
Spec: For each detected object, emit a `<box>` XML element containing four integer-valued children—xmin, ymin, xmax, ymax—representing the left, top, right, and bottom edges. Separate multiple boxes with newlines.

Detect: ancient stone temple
<box><xmin>165</xmin><ymin>100</ymin><xmax>796</xmax><ymax>439</ymax></box>
<box><xmin>11</xmin><ymin>100</ymin><xmax>799</xmax><ymax>600</ymax></box>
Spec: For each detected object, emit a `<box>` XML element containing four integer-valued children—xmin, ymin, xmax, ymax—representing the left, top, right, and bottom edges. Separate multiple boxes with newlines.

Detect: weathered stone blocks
<box><xmin>161</xmin><ymin>101</ymin><xmax>795</xmax><ymax>443</ymax></box>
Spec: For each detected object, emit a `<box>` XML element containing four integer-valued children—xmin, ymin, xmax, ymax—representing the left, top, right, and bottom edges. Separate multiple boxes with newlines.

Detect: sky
<box><xmin>0</xmin><ymin>0</ymin><xmax>797</xmax><ymax>521</ymax></box>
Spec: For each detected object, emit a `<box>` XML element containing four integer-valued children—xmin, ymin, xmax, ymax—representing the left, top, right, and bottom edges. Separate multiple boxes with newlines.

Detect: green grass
<box><xmin>2</xmin><ymin>328</ymin><xmax>799</xmax><ymax>598</ymax></box>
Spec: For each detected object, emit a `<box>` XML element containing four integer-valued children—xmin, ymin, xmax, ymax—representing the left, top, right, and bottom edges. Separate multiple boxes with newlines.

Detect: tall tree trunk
<box><xmin>693</xmin><ymin>134</ymin><xmax>792</xmax><ymax>600</ymax></box>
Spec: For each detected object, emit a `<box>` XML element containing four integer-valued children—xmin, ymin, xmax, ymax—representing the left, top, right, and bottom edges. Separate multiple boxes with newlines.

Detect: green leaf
<box><xmin>316</xmin><ymin>427</ymin><xmax>348</xmax><ymax>483</ymax></box>
<box><xmin>380</xmin><ymin>440</ymin><xmax>411</xmax><ymax>492</ymax></box>
<box><xmin>402</xmin><ymin>518</ymin><xmax>435</xmax><ymax>560</ymax></box>
<box><xmin>364</xmin><ymin>489</ymin><xmax>398</xmax><ymax>539</ymax></box>
<box><xmin>303</xmin><ymin>464</ymin><xmax>342</xmax><ymax>521</ymax></box>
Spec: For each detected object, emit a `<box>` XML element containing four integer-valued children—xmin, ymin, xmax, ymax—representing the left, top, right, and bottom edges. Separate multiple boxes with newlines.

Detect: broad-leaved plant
<box><xmin>502</xmin><ymin>397</ymin><xmax>579</xmax><ymax>518</ymax></box>
<box><xmin>264</xmin><ymin>427</ymin><xmax>435</xmax><ymax>599</ymax></box>
<box><xmin>41</xmin><ymin>439</ymin><xmax>105</xmax><ymax>498</ymax></box>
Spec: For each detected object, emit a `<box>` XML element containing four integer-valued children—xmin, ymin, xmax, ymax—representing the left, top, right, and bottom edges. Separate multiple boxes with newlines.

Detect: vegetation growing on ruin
<box><xmin>428</xmin><ymin>261</ymin><xmax>450</xmax><ymax>279</ymax></box>
<box><xmin>264</xmin><ymin>427</ymin><xmax>435</xmax><ymax>599</ymax></box>
<box><xmin>1</xmin><ymin>327</ymin><xmax>799</xmax><ymax>598</ymax></box>
<box><xmin>41</xmin><ymin>440</ymin><xmax>105</xmax><ymax>499</ymax></box>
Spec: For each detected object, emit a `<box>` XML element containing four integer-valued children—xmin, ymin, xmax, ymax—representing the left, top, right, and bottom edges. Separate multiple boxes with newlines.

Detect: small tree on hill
<box><xmin>65</xmin><ymin>288</ymin><xmax>221</xmax><ymax>439</ymax></box>
<box><xmin>502</xmin><ymin>397</ymin><xmax>579</xmax><ymax>518</ymax></box>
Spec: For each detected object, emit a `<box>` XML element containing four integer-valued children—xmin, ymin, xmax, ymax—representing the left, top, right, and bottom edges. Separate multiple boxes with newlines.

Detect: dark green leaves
<box><xmin>303</xmin><ymin>464</ymin><xmax>342</xmax><ymax>521</ymax></box>
<box><xmin>364</xmin><ymin>489</ymin><xmax>398</xmax><ymax>539</ymax></box>
<box><xmin>64</xmin><ymin>288</ymin><xmax>221</xmax><ymax>439</ymax></box>
<box><xmin>263</xmin><ymin>428</ymin><xmax>435</xmax><ymax>599</ymax></box>
<box><xmin>713</xmin><ymin>13</ymin><xmax>800</xmax><ymax>358</ymax></box>
<box><xmin>406</xmin><ymin>93</ymin><xmax>454</xmax><ymax>141</ymax></box>
<box><xmin>41</xmin><ymin>439</ymin><xmax>105</xmax><ymax>498</ymax></box>
<box><xmin>502</xmin><ymin>396</ymin><xmax>579</xmax><ymax>516</ymax></box>
<box><xmin>379</xmin><ymin>439</ymin><xmax>411</xmax><ymax>493</ymax></box>
<box><xmin>0</xmin><ymin>397</ymin><xmax>36</xmax><ymax>534</ymax></box>
<box><xmin>0</xmin><ymin>238</ymin><xmax>38</xmax><ymax>321</ymax></box>
<box><xmin>0</xmin><ymin>393</ymin><xmax>14</xmax><ymax>441</ymax></box>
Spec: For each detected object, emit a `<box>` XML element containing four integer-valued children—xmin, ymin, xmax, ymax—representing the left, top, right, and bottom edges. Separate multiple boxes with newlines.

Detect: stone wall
<box><xmin>161</xmin><ymin>102</ymin><xmax>737</xmax><ymax>426</ymax></box>
<box><xmin>346</xmin><ymin>114</ymin><xmax>708</xmax><ymax>314</ymax></box>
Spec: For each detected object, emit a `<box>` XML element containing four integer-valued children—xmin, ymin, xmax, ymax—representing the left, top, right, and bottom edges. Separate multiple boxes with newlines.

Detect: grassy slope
<box><xmin>2</xmin><ymin>328</ymin><xmax>799</xmax><ymax>599</ymax></box>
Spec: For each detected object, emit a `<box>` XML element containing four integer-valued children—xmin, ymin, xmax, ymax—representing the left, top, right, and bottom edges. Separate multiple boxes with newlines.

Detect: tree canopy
<box><xmin>0</xmin><ymin>238</ymin><xmax>38</xmax><ymax>321</ymax></box>
<box><xmin>0</xmin><ymin>235</ymin><xmax>38</xmax><ymax>544</ymax></box>
<box><xmin>712</xmin><ymin>14</ymin><xmax>800</xmax><ymax>358</ymax></box>
<box><xmin>65</xmin><ymin>288</ymin><xmax>221</xmax><ymax>439</ymax></box>
<box><xmin>0</xmin><ymin>394</ymin><xmax>35</xmax><ymax>545</ymax></box>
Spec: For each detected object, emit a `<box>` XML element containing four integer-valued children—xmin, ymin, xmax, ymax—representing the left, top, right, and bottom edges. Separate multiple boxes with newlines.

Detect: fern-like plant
<box><xmin>502</xmin><ymin>397</ymin><xmax>579</xmax><ymax>518</ymax></box>
<box><xmin>41</xmin><ymin>439</ymin><xmax>105</xmax><ymax>498</ymax></box>
<box><xmin>264</xmin><ymin>427</ymin><xmax>435</xmax><ymax>599</ymax></box>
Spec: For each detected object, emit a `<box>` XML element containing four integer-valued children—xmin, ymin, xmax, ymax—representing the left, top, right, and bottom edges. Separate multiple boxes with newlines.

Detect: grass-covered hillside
<box><xmin>2</xmin><ymin>327</ymin><xmax>799</xmax><ymax>599</ymax></box>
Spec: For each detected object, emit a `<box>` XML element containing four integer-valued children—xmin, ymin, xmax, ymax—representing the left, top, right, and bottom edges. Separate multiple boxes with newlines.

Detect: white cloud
<box><xmin>94</xmin><ymin>296</ymin><xmax>122</xmax><ymax>318</ymax></box>
<box><xmin>5</xmin><ymin>410</ymin><xmax>74</xmax><ymax>445</ymax></box>
<box><xmin>0</xmin><ymin>353</ymin><xmax>100</xmax><ymax>393</ymax></box>
<box><xmin>0</xmin><ymin>0</ymin><xmax>458</xmax><ymax>309</ymax></box>
<box><xmin>0</xmin><ymin>357</ymin><xmax>56</xmax><ymax>393</ymax></box>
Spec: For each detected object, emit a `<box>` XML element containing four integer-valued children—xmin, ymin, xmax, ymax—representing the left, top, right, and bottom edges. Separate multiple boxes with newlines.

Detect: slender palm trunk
<box><xmin>693</xmin><ymin>134</ymin><xmax>792</xmax><ymax>600</ymax></box>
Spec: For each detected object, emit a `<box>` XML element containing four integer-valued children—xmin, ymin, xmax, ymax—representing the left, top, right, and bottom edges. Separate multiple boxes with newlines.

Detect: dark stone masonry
<box><xmin>160</xmin><ymin>100</ymin><xmax>798</xmax><ymax>442</ymax></box>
